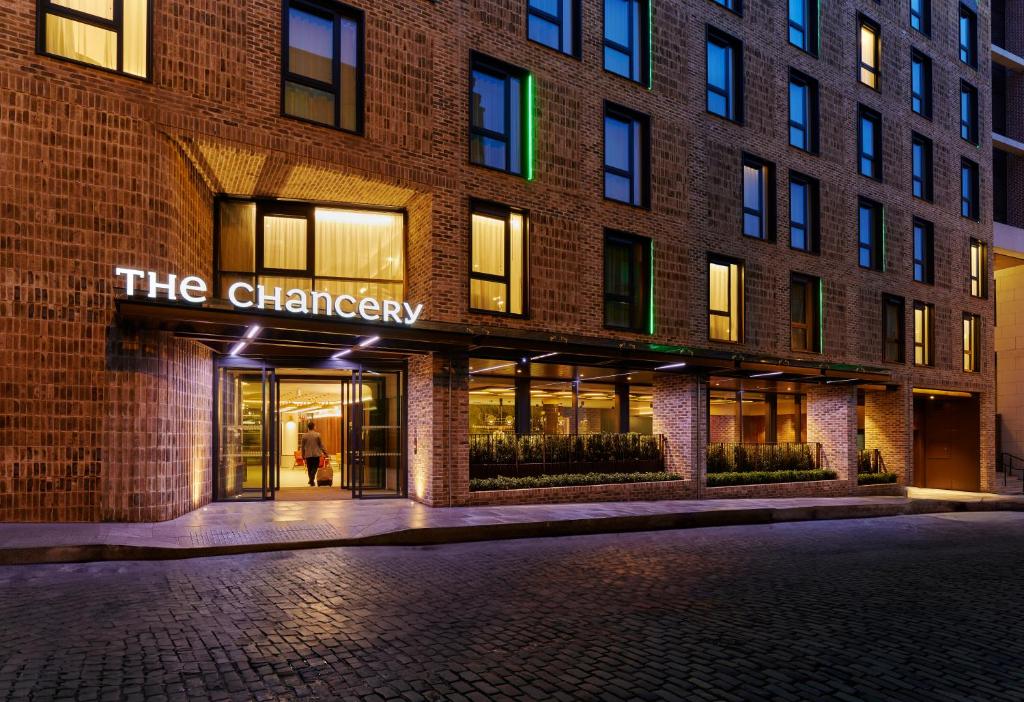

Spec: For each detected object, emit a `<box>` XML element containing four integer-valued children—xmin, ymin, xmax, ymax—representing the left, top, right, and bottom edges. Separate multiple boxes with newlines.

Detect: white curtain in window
<box><xmin>314</xmin><ymin>209</ymin><xmax>404</xmax><ymax>284</ymax></box>
<box><xmin>264</xmin><ymin>216</ymin><xmax>307</xmax><ymax>270</ymax></box>
<box><xmin>53</xmin><ymin>0</ymin><xmax>113</xmax><ymax>18</ymax></box>
<box><xmin>122</xmin><ymin>0</ymin><xmax>148</xmax><ymax>77</ymax></box>
<box><xmin>471</xmin><ymin>214</ymin><xmax>505</xmax><ymax>276</ymax></box>
<box><xmin>46</xmin><ymin>14</ymin><xmax>116</xmax><ymax>69</ymax></box>
<box><xmin>219</xmin><ymin>202</ymin><xmax>256</xmax><ymax>272</ymax></box>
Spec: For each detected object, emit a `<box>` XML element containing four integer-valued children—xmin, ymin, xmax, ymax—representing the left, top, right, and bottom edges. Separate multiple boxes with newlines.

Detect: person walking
<box><xmin>300</xmin><ymin>421</ymin><xmax>327</xmax><ymax>487</ymax></box>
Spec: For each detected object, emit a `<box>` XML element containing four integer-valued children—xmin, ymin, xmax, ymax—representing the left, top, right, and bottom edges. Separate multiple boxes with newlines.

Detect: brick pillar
<box><xmin>979</xmin><ymin>388</ymin><xmax>997</xmax><ymax>493</ymax></box>
<box><xmin>806</xmin><ymin>384</ymin><xmax>858</xmax><ymax>486</ymax></box>
<box><xmin>864</xmin><ymin>387</ymin><xmax>912</xmax><ymax>484</ymax></box>
<box><xmin>405</xmin><ymin>352</ymin><xmax>468</xmax><ymax>507</ymax></box>
<box><xmin>652</xmin><ymin>374</ymin><xmax>701</xmax><ymax>494</ymax></box>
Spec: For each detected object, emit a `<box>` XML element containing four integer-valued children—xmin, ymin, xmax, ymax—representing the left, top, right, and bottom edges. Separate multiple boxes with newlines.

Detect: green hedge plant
<box><xmin>706</xmin><ymin>469</ymin><xmax>837</xmax><ymax>487</ymax></box>
<box><xmin>470</xmin><ymin>471</ymin><xmax>682</xmax><ymax>492</ymax></box>
<box><xmin>857</xmin><ymin>472</ymin><xmax>898</xmax><ymax>485</ymax></box>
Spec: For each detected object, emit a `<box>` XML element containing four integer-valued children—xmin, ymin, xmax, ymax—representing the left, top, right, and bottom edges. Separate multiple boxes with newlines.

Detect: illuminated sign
<box><xmin>115</xmin><ymin>268</ymin><xmax>424</xmax><ymax>325</ymax></box>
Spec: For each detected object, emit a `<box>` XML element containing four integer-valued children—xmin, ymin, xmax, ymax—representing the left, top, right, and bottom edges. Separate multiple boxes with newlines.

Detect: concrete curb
<box><xmin>2</xmin><ymin>498</ymin><xmax>1022</xmax><ymax>565</ymax></box>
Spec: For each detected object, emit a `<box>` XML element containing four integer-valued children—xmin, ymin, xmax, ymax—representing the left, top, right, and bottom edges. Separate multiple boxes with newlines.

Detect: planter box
<box><xmin>462</xmin><ymin>479</ymin><xmax>695</xmax><ymax>506</ymax></box>
<box><xmin>703</xmin><ymin>479</ymin><xmax>852</xmax><ymax>499</ymax></box>
<box><xmin>470</xmin><ymin>459</ymin><xmax>664</xmax><ymax>480</ymax></box>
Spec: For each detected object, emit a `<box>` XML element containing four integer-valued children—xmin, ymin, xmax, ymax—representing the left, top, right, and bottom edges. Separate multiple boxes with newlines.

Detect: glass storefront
<box><xmin>709</xmin><ymin>387</ymin><xmax>807</xmax><ymax>444</ymax></box>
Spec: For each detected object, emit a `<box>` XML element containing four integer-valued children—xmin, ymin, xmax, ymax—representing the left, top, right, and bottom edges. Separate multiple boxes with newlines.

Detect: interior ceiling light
<box><xmin>530</xmin><ymin>352</ymin><xmax>558</xmax><ymax>361</ymax></box>
<box><xmin>229</xmin><ymin>340</ymin><xmax>247</xmax><ymax>356</ymax></box>
<box><xmin>331</xmin><ymin>349</ymin><xmax>352</xmax><ymax>360</ymax></box>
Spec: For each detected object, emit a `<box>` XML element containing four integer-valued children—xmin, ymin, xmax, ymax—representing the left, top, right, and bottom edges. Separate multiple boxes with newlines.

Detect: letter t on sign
<box><xmin>114</xmin><ymin>267</ymin><xmax>146</xmax><ymax>296</ymax></box>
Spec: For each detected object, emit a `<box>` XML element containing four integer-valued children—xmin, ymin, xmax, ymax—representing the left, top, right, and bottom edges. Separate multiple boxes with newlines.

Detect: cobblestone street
<box><xmin>3</xmin><ymin>512</ymin><xmax>1024</xmax><ymax>701</ymax></box>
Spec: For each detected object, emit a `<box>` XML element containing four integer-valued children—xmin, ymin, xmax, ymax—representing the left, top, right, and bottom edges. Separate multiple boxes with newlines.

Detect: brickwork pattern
<box><xmin>864</xmin><ymin>388</ymin><xmax>913</xmax><ymax>483</ymax></box>
<box><xmin>463</xmin><ymin>479</ymin><xmax>694</xmax><ymax>507</ymax></box>
<box><xmin>806</xmin><ymin>385</ymin><xmax>859</xmax><ymax>482</ymax></box>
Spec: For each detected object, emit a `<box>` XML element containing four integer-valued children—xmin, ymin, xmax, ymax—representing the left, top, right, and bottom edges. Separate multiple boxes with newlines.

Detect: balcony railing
<box><xmin>706</xmin><ymin>442</ymin><xmax>821</xmax><ymax>473</ymax></box>
<box><xmin>469</xmin><ymin>432</ymin><xmax>665</xmax><ymax>479</ymax></box>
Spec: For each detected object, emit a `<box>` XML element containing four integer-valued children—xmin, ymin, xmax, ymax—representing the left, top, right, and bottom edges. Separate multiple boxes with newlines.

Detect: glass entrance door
<box><xmin>216</xmin><ymin>366</ymin><xmax>276</xmax><ymax>500</ymax></box>
<box><xmin>352</xmin><ymin>368</ymin><xmax>404</xmax><ymax>498</ymax></box>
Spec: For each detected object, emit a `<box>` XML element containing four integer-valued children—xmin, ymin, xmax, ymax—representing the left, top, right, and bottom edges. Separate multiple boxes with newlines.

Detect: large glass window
<box><xmin>970</xmin><ymin>239</ymin><xmax>987</xmax><ymax>298</ymax></box>
<box><xmin>216</xmin><ymin>200</ymin><xmax>405</xmax><ymax>307</ymax></box>
<box><xmin>961</xmin><ymin>158</ymin><xmax>979</xmax><ymax>220</ymax></box>
<box><xmin>470</xmin><ymin>55</ymin><xmax>530</xmax><ymax>176</ymax></box>
<box><xmin>963</xmin><ymin>313</ymin><xmax>981</xmax><ymax>372</ymax></box>
<box><xmin>604</xmin><ymin>104</ymin><xmax>649</xmax><ymax>207</ymax></box>
<box><xmin>883</xmin><ymin>295</ymin><xmax>905</xmax><ymax>363</ymax></box>
<box><xmin>913</xmin><ymin>219</ymin><xmax>934</xmax><ymax>284</ymax></box>
<box><xmin>961</xmin><ymin>81</ymin><xmax>979</xmax><ymax>145</ymax></box>
<box><xmin>911</xmin><ymin>50</ymin><xmax>932</xmax><ymax>118</ymax></box>
<box><xmin>789</xmin><ymin>172</ymin><xmax>819</xmax><ymax>253</ymax></box>
<box><xmin>912</xmin><ymin>133</ymin><xmax>933</xmax><ymax>201</ymax></box>
<box><xmin>604</xmin><ymin>0</ymin><xmax>649</xmax><ymax>85</ymax></box>
<box><xmin>707</xmin><ymin>28</ymin><xmax>743</xmax><ymax>122</ymax></box>
<box><xmin>790</xmin><ymin>273</ymin><xmax>821</xmax><ymax>353</ymax></box>
<box><xmin>742</xmin><ymin>155</ymin><xmax>773</xmax><ymax>240</ymax></box>
<box><xmin>470</xmin><ymin>201</ymin><xmax>527</xmax><ymax>316</ymax></box>
<box><xmin>283</xmin><ymin>1</ymin><xmax>362</xmax><ymax>132</ymax></box>
<box><xmin>858</xmin><ymin>105</ymin><xmax>882</xmax><ymax>180</ymax></box>
<box><xmin>959</xmin><ymin>4</ymin><xmax>977</xmax><ymax>68</ymax></box>
<box><xmin>788</xmin><ymin>0</ymin><xmax>817</xmax><ymax>54</ymax></box>
<box><xmin>858</xmin><ymin>198</ymin><xmax>884</xmax><ymax>271</ymax></box>
<box><xmin>910</xmin><ymin>0</ymin><xmax>930</xmax><ymax>35</ymax></box>
<box><xmin>38</xmin><ymin>0</ymin><xmax>148</xmax><ymax>78</ymax></box>
<box><xmin>789</xmin><ymin>70</ymin><xmax>818</xmax><ymax>152</ymax></box>
<box><xmin>709</xmin><ymin>389</ymin><xmax>807</xmax><ymax>444</ymax></box>
<box><xmin>913</xmin><ymin>301</ymin><xmax>934</xmax><ymax>366</ymax></box>
<box><xmin>604</xmin><ymin>231</ymin><xmax>652</xmax><ymax>332</ymax></box>
<box><xmin>709</xmin><ymin>256</ymin><xmax>743</xmax><ymax>342</ymax></box>
<box><xmin>858</xmin><ymin>15</ymin><xmax>881</xmax><ymax>89</ymax></box>
<box><xmin>528</xmin><ymin>0</ymin><xmax>579</xmax><ymax>56</ymax></box>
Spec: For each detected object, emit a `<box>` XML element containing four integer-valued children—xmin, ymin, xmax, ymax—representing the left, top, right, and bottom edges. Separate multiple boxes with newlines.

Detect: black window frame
<box><xmin>788</xmin><ymin>69</ymin><xmax>819</xmax><ymax>153</ymax></box>
<box><xmin>603</xmin><ymin>230</ymin><xmax>652</xmax><ymax>333</ymax></box>
<box><xmin>527</xmin><ymin>0</ymin><xmax>581</xmax><ymax>58</ymax></box>
<box><xmin>912</xmin><ymin>218</ymin><xmax>934</xmax><ymax>284</ymax></box>
<box><xmin>706</xmin><ymin>26</ymin><xmax>744</xmax><ymax>123</ymax></box>
<box><xmin>959</xmin><ymin>4</ymin><xmax>977</xmax><ymax>68</ymax></box>
<box><xmin>913</xmin><ymin>301</ymin><xmax>934</xmax><ymax>367</ymax></box>
<box><xmin>961</xmin><ymin>158</ymin><xmax>980</xmax><ymax>221</ymax></box>
<box><xmin>708</xmin><ymin>254</ymin><xmax>745</xmax><ymax>343</ymax></box>
<box><xmin>468</xmin><ymin>199</ymin><xmax>530</xmax><ymax>318</ymax></box>
<box><xmin>910</xmin><ymin>49</ymin><xmax>932</xmax><ymax>119</ymax></box>
<box><xmin>858</xmin><ymin>197</ymin><xmax>884</xmax><ymax>272</ymax></box>
<box><xmin>883</xmin><ymin>294</ymin><xmax>906</xmax><ymax>363</ymax></box>
<box><xmin>36</xmin><ymin>0</ymin><xmax>153</xmax><ymax>80</ymax></box>
<box><xmin>603</xmin><ymin>102</ymin><xmax>651</xmax><ymax>208</ymax></box>
<box><xmin>963</xmin><ymin>312</ymin><xmax>981</xmax><ymax>372</ymax></box>
<box><xmin>281</xmin><ymin>0</ymin><xmax>365</xmax><ymax>134</ymax></box>
<box><xmin>789</xmin><ymin>170</ymin><xmax>820</xmax><ymax>254</ymax></box>
<box><xmin>960</xmin><ymin>81</ymin><xmax>979</xmax><ymax>145</ymax></box>
<box><xmin>857</xmin><ymin>105</ymin><xmax>883</xmax><ymax>181</ymax></box>
<box><xmin>857</xmin><ymin>14</ymin><xmax>881</xmax><ymax>90</ymax></box>
<box><xmin>911</xmin><ymin>132</ymin><xmax>933</xmax><ymax>202</ymax></box>
<box><xmin>603</xmin><ymin>0</ymin><xmax>651</xmax><ymax>86</ymax></box>
<box><xmin>712</xmin><ymin>0</ymin><xmax>742</xmax><ymax>15</ymax></box>
<box><xmin>469</xmin><ymin>53</ymin><xmax>531</xmax><ymax>177</ymax></box>
<box><xmin>788</xmin><ymin>0</ymin><xmax>819</xmax><ymax>55</ymax></box>
<box><xmin>741</xmin><ymin>153</ymin><xmax>776</xmax><ymax>242</ymax></box>
<box><xmin>790</xmin><ymin>273</ymin><xmax>822</xmax><ymax>353</ymax></box>
<box><xmin>909</xmin><ymin>0</ymin><xmax>930</xmax><ymax>36</ymax></box>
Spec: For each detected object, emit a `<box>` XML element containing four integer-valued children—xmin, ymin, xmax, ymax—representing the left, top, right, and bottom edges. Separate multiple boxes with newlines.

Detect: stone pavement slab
<box><xmin>0</xmin><ymin>487</ymin><xmax>1022</xmax><ymax>564</ymax></box>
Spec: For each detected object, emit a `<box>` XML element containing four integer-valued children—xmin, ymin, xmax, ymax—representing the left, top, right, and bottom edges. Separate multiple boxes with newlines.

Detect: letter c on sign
<box><xmin>334</xmin><ymin>295</ymin><xmax>357</xmax><ymax>319</ymax></box>
<box><xmin>228</xmin><ymin>282</ymin><xmax>254</xmax><ymax>308</ymax></box>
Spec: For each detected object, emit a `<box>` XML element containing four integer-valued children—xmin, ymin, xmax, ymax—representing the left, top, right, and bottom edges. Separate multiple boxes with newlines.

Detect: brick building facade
<box><xmin>0</xmin><ymin>0</ymin><xmax>995</xmax><ymax>521</ymax></box>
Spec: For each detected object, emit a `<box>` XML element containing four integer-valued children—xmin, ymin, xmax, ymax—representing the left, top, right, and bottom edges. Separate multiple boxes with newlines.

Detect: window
<box><xmin>858</xmin><ymin>15</ymin><xmax>881</xmax><ymax>89</ymax></box>
<box><xmin>790</xmin><ymin>273</ymin><xmax>821</xmax><ymax>353</ymax></box>
<box><xmin>911</xmin><ymin>133</ymin><xmax>933</xmax><ymax>201</ymax></box>
<box><xmin>215</xmin><ymin>199</ymin><xmax>405</xmax><ymax>306</ymax></box>
<box><xmin>911</xmin><ymin>50</ymin><xmax>932</xmax><ymax>118</ymax></box>
<box><xmin>709</xmin><ymin>256</ymin><xmax>743</xmax><ymax>342</ymax></box>
<box><xmin>604</xmin><ymin>104</ymin><xmax>649</xmax><ymax>207</ymax></box>
<box><xmin>283</xmin><ymin>0</ymin><xmax>362</xmax><ymax>132</ymax></box>
<box><xmin>970</xmin><ymin>239</ymin><xmax>987</xmax><ymax>298</ymax></box>
<box><xmin>789</xmin><ymin>70</ymin><xmax>819</xmax><ymax>152</ymax></box>
<box><xmin>604</xmin><ymin>0</ymin><xmax>650</xmax><ymax>85</ymax></box>
<box><xmin>961</xmin><ymin>158</ymin><xmax>979</xmax><ymax>220</ymax></box>
<box><xmin>37</xmin><ymin>0</ymin><xmax>148</xmax><ymax>78</ymax></box>
<box><xmin>528</xmin><ymin>0</ymin><xmax>579</xmax><ymax>56</ymax></box>
<box><xmin>713</xmin><ymin>0</ymin><xmax>741</xmax><ymax>13</ymax></box>
<box><xmin>963</xmin><ymin>313</ymin><xmax>981</xmax><ymax>372</ymax></box>
<box><xmin>742</xmin><ymin>155</ymin><xmax>774</xmax><ymax>240</ymax></box>
<box><xmin>788</xmin><ymin>0</ymin><xmax>818</xmax><ymax>54</ymax></box>
<box><xmin>707</xmin><ymin>28</ymin><xmax>743</xmax><ymax>122</ymax></box>
<box><xmin>470</xmin><ymin>55</ymin><xmax>531</xmax><ymax>177</ymax></box>
<box><xmin>960</xmin><ymin>81</ymin><xmax>979</xmax><ymax>144</ymax></box>
<box><xmin>470</xmin><ymin>201</ymin><xmax>527</xmax><ymax>316</ymax></box>
<box><xmin>913</xmin><ymin>302</ymin><xmax>934</xmax><ymax>366</ymax></box>
<box><xmin>883</xmin><ymin>295</ymin><xmax>905</xmax><ymax>363</ymax></box>
<box><xmin>959</xmin><ymin>4</ymin><xmax>977</xmax><ymax>68</ymax></box>
<box><xmin>913</xmin><ymin>219</ymin><xmax>934</xmax><ymax>284</ymax></box>
<box><xmin>604</xmin><ymin>231</ymin><xmax>652</xmax><ymax>332</ymax></box>
<box><xmin>858</xmin><ymin>106</ymin><xmax>882</xmax><ymax>180</ymax></box>
<box><xmin>710</xmin><ymin>389</ymin><xmax>807</xmax><ymax>444</ymax></box>
<box><xmin>789</xmin><ymin>171</ymin><xmax>819</xmax><ymax>253</ymax></box>
<box><xmin>858</xmin><ymin>198</ymin><xmax>884</xmax><ymax>271</ymax></box>
<box><xmin>910</xmin><ymin>0</ymin><xmax>930</xmax><ymax>35</ymax></box>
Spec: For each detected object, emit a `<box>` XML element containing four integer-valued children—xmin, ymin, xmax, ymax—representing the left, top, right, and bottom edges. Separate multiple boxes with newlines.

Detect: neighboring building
<box><xmin>993</xmin><ymin>1</ymin><xmax>1024</xmax><ymax>467</ymax></box>
<box><xmin>0</xmin><ymin>0</ymin><xmax>995</xmax><ymax>521</ymax></box>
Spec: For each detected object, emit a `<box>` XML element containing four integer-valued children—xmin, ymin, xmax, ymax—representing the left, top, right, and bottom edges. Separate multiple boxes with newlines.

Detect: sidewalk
<box><xmin>1</xmin><ymin>488</ymin><xmax>1022</xmax><ymax>565</ymax></box>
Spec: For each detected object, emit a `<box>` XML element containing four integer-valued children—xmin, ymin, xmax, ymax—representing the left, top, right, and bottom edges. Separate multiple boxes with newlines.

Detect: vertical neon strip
<box><xmin>648</xmin><ymin>244</ymin><xmax>655</xmax><ymax>335</ymax></box>
<box><xmin>525</xmin><ymin>73</ymin><xmax>535</xmax><ymax>181</ymax></box>
<box><xmin>647</xmin><ymin>0</ymin><xmax>654</xmax><ymax>89</ymax></box>
<box><xmin>818</xmin><ymin>278</ymin><xmax>825</xmax><ymax>353</ymax></box>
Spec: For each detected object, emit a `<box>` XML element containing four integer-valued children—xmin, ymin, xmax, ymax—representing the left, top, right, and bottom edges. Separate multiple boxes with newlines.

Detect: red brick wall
<box><xmin>864</xmin><ymin>389</ymin><xmax>912</xmax><ymax>483</ymax></box>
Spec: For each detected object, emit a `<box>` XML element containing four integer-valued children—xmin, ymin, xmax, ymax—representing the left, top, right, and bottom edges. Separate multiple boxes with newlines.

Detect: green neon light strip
<box><xmin>818</xmin><ymin>278</ymin><xmax>824</xmax><ymax>353</ymax></box>
<box><xmin>647</xmin><ymin>0</ymin><xmax>654</xmax><ymax>89</ymax></box>
<box><xmin>525</xmin><ymin>73</ymin><xmax>535</xmax><ymax>181</ymax></box>
<box><xmin>648</xmin><ymin>244</ymin><xmax>655</xmax><ymax>335</ymax></box>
